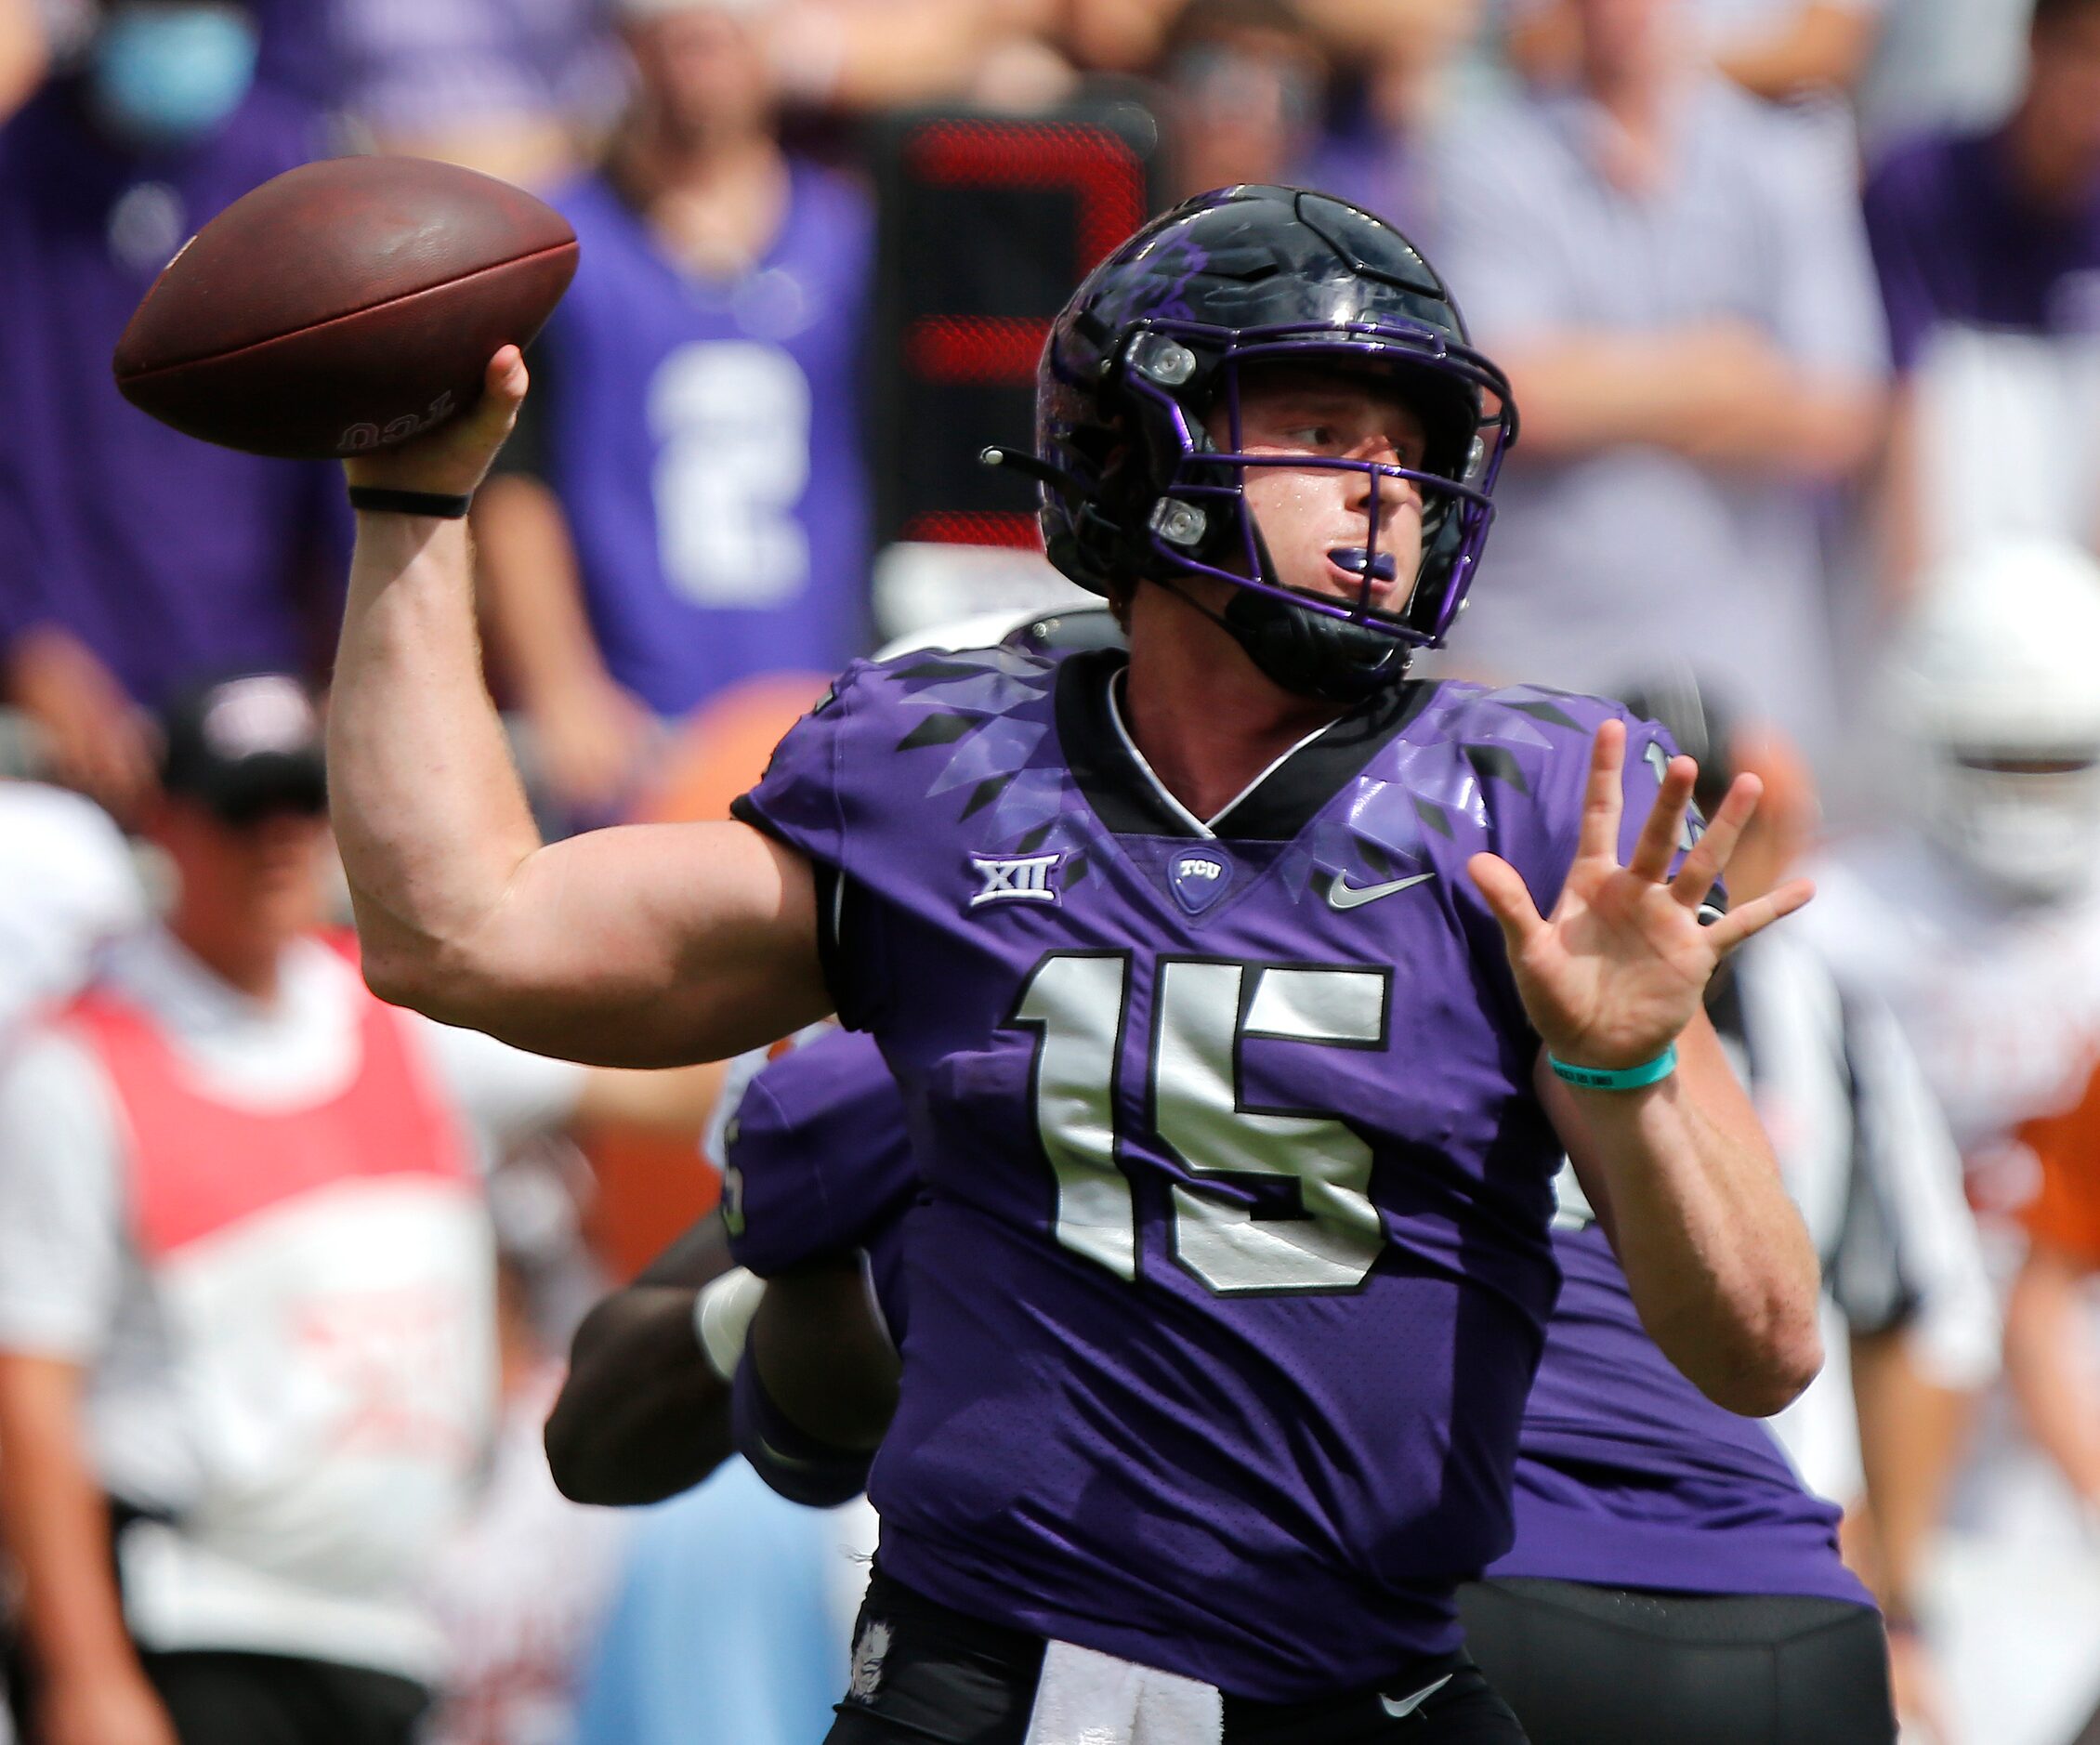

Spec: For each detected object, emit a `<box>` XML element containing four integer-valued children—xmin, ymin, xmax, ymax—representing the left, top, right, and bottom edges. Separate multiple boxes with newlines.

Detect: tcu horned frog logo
<box><xmin>847</xmin><ymin>1617</ymin><xmax>893</xmax><ymax>1703</ymax></box>
<box><xmin>336</xmin><ymin>388</ymin><xmax>458</xmax><ymax>455</ymax></box>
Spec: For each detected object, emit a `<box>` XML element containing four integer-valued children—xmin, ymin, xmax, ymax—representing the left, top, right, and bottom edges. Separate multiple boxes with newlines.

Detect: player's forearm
<box><xmin>548</xmin><ymin>1215</ymin><xmax>742</xmax><ymax>1502</ymax></box>
<box><xmin>331</xmin><ymin>508</ymin><xmax>545</xmax><ymax>1007</ymax></box>
<box><xmin>1494</xmin><ymin>338</ymin><xmax>1716</xmax><ymax>456</ymax></box>
<box><xmin>1565</xmin><ymin>1047</ymin><xmax>1822</xmax><ymax>1415</ymax></box>
<box><xmin>1502</xmin><ymin>334</ymin><xmax>1883</xmax><ymax>477</ymax></box>
<box><xmin>0</xmin><ymin>1358</ymin><xmax>143</xmax><ymax>1685</ymax></box>
<box><xmin>1850</xmin><ymin>1328</ymin><xmax>1974</xmax><ymax>1613</ymax></box>
<box><xmin>1685</xmin><ymin>375</ymin><xmax>1887</xmax><ymax>479</ymax></box>
<box><xmin>2004</xmin><ymin>1246</ymin><xmax>2100</xmax><ymax>1504</ymax></box>
<box><xmin>545</xmin><ymin>1285</ymin><xmax>734</xmax><ymax>1504</ymax></box>
<box><xmin>749</xmin><ymin>1255</ymin><xmax>899</xmax><ymax>1451</ymax></box>
<box><xmin>1713</xmin><ymin>2</ymin><xmax>1876</xmax><ymax>101</ymax></box>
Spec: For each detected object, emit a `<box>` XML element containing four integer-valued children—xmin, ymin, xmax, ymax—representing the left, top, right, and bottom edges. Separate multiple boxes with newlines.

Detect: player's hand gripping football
<box><xmin>1466</xmin><ymin>719</ymin><xmax>1814</xmax><ymax>1073</ymax></box>
<box><xmin>341</xmin><ymin>346</ymin><xmax>530</xmax><ymax>499</ymax></box>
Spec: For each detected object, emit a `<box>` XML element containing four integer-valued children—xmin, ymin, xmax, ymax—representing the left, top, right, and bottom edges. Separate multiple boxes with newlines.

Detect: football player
<box><xmin>1804</xmin><ymin>538</ymin><xmax>2100</xmax><ymax>1180</ymax></box>
<box><xmin>331</xmin><ymin>187</ymin><xmax>1820</xmax><ymax>1741</ymax></box>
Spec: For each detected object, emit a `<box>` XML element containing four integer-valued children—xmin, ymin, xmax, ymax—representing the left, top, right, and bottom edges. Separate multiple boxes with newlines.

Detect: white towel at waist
<box><xmin>1023</xmin><ymin>1637</ymin><xmax>1224</xmax><ymax>1745</ymax></box>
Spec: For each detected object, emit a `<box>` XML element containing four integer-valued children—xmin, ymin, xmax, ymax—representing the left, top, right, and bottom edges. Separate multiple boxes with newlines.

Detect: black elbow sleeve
<box><xmin>731</xmin><ymin>1348</ymin><xmax>875</xmax><ymax>1508</ymax></box>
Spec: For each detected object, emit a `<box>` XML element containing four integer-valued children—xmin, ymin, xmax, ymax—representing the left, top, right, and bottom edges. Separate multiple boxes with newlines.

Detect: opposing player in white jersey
<box><xmin>1795</xmin><ymin>537</ymin><xmax>2100</xmax><ymax>1745</ymax></box>
<box><xmin>1801</xmin><ymin>540</ymin><xmax>2100</xmax><ymax>1184</ymax></box>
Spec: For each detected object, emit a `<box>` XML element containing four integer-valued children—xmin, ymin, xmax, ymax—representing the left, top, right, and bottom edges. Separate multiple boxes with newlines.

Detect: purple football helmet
<box><xmin>1030</xmin><ymin>185</ymin><xmax>1517</xmax><ymax>700</ymax></box>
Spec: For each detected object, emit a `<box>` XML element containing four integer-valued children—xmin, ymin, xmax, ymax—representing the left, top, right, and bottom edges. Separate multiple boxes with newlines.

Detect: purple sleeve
<box><xmin>1862</xmin><ymin>141</ymin><xmax>1948</xmax><ymax>376</ymax></box>
<box><xmin>721</xmin><ymin>1029</ymin><xmax>919</xmax><ymax>1279</ymax></box>
<box><xmin>1480</xmin><ymin>698</ymin><xmax>1700</xmax><ymax>917</ymax></box>
<box><xmin>730</xmin><ymin>664</ymin><xmax>885</xmax><ymax>1025</ymax></box>
<box><xmin>730</xmin><ymin>675</ymin><xmax>854</xmax><ymax>872</ymax></box>
<box><xmin>0</xmin><ymin>455</ymin><xmax>48</xmax><ymax>647</ymax></box>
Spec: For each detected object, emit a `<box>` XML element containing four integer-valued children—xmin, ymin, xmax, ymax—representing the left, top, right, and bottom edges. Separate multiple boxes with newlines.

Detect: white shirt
<box><xmin>0</xmin><ymin>928</ymin><xmax>588</xmax><ymax>1678</ymax></box>
<box><xmin>1425</xmin><ymin>76</ymin><xmax>1888</xmax><ymax>762</ymax></box>
<box><xmin>0</xmin><ymin>781</ymin><xmax>145</xmax><ymax>1041</ymax></box>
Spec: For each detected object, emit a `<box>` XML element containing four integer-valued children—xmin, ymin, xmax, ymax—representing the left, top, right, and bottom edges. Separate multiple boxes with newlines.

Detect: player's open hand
<box><xmin>1466</xmin><ymin>719</ymin><xmax>1813</xmax><ymax>1072</ymax></box>
<box><xmin>341</xmin><ymin>347</ymin><xmax>529</xmax><ymax>499</ymax></box>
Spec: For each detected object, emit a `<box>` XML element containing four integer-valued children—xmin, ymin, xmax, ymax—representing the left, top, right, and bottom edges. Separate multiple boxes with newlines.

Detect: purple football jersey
<box><xmin>722</xmin><ymin>1027</ymin><xmax>920</xmax><ymax>1343</ymax></box>
<box><xmin>734</xmin><ymin>645</ymin><xmax>1679</xmax><ymax>1700</ymax></box>
<box><xmin>0</xmin><ymin>83</ymin><xmax>346</xmax><ymax>704</ymax></box>
<box><xmin>728</xmin><ymin>1031</ymin><xmax>1871</xmax><ymax>1629</ymax></box>
<box><xmin>535</xmin><ymin>165</ymin><xmax>873</xmax><ymax>719</ymax></box>
<box><xmin>1488</xmin><ymin>1190</ymin><xmax>1870</xmax><ymax>1606</ymax></box>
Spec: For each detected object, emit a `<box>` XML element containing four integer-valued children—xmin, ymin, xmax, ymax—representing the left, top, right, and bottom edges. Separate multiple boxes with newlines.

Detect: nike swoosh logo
<box><xmin>1327</xmin><ymin>871</ymin><xmax>1435</xmax><ymax>911</ymax></box>
<box><xmin>1379</xmin><ymin>1673</ymin><xmax>1453</xmax><ymax>1719</ymax></box>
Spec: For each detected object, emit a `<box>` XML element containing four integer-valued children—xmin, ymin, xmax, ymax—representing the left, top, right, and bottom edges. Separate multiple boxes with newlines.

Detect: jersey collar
<box><xmin>1055</xmin><ymin>649</ymin><xmax>1436</xmax><ymax>843</ymax></box>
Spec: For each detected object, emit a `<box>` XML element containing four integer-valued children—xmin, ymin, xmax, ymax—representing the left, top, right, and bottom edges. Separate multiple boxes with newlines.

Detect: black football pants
<box><xmin>1458</xmin><ymin>1577</ymin><xmax>1897</xmax><ymax>1745</ymax></box>
<box><xmin>822</xmin><ymin>1568</ymin><xmax>1529</xmax><ymax>1744</ymax></box>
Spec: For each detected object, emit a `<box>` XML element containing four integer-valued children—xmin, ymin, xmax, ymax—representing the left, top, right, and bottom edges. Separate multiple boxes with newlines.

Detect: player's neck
<box><xmin>166</xmin><ymin>912</ymin><xmax>285</xmax><ymax>1005</ymax></box>
<box><xmin>1121</xmin><ymin>585</ymin><xmax>1346</xmax><ymax>823</ymax></box>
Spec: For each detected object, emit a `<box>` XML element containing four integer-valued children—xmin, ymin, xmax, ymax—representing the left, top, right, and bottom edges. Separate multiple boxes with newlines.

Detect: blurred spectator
<box><xmin>1693</xmin><ymin>0</ymin><xmax>1884</xmax><ymax>100</ymax></box>
<box><xmin>418</xmin><ymin>1151</ymin><xmax>633</xmax><ymax>1745</ymax></box>
<box><xmin>1295</xmin><ymin>1</ymin><xmax>1483</xmax><ymax>228</ymax></box>
<box><xmin>0</xmin><ymin>2</ymin><xmax>345</xmax><ymax>820</ymax></box>
<box><xmin>1154</xmin><ymin>0</ymin><xmax>1476</xmax><ymax>236</ymax></box>
<box><xmin>0</xmin><ymin>0</ymin><xmax>46</xmax><ymax>121</ymax></box>
<box><xmin>1063</xmin><ymin>0</ymin><xmax>1181</xmax><ymax>74</ymax></box>
<box><xmin>243</xmin><ymin>0</ymin><xmax>624</xmax><ymax>190</ymax></box>
<box><xmin>476</xmin><ymin>0</ymin><xmax>873</xmax><ymax>821</ymax></box>
<box><xmin>1508</xmin><ymin>0</ymin><xmax>1886</xmax><ymax>102</ymax></box>
<box><xmin>1799</xmin><ymin>541</ymin><xmax>2100</xmax><ymax>1745</ymax></box>
<box><xmin>0</xmin><ymin>675</ymin><xmax>716</xmax><ymax>1745</ymax></box>
<box><xmin>1863</xmin><ymin>0</ymin><xmax>2100</xmax><ymax>584</ymax></box>
<box><xmin>1155</xmin><ymin>0</ymin><xmax>1330</xmax><ymax>199</ymax></box>
<box><xmin>1425</xmin><ymin>0</ymin><xmax>1887</xmax><ymax>762</ymax></box>
<box><xmin>569</xmin><ymin>1461</ymin><xmax>873</xmax><ymax>1745</ymax></box>
<box><xmin>755</xmin><ymin>0</ymin><xmax>1054</xmax><ymax>112</ymax></box>
<box><xmin>0</xmin><ymin>780</ymin><xmax>143</xmax><ymax>1042</ymax></box>
<box><xmin>1856</xmin><ymin>0</ymin><xmax>2032</xmax><ymax>154</ymax></box>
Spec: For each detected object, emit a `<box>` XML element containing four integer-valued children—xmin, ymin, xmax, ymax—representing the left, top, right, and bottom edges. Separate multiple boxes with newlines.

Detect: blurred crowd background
<box><xmin>6</xmin><ymin>0</ymin><xmax>2100</xmax><ymax>1740</ymax></box>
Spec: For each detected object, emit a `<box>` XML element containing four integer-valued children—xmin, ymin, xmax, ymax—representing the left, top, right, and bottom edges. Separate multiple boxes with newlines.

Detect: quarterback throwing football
<box><xmin>330</xmin><ymin>188</ymin><xmax>1821</xmax><ymax>1742</ymax></box>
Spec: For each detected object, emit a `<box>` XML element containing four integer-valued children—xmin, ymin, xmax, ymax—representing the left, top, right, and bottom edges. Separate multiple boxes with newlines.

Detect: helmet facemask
<box><xmin>1113</xmin><ymin>322</ymin><xmax>1513</xmax><ymax>701</ymax></box>
<box><xmin>1926</xmin><ymin>751</ymin><xmax>2100</xmax><ymax>904</ymax></box>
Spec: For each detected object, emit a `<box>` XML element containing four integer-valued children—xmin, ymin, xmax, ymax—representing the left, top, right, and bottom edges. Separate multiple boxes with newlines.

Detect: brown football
<box><xmin>113</xmin><ymin>155</ymin><xmax>578</xmax><ymax>461</ymax></box>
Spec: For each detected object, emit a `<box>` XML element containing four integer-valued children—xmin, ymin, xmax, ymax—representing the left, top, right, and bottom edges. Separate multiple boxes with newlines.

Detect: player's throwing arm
<box><xmin>331</xmin><ymin>348</ymin><xmax>832</xmax><ymax>1068</ymax></box>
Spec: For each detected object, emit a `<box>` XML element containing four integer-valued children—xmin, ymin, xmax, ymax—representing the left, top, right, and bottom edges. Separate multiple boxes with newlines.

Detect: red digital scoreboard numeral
<box><xmin>899</xmin><ymin>118</ymin><xmax>1148</xmax><ymax>549</ymax></box>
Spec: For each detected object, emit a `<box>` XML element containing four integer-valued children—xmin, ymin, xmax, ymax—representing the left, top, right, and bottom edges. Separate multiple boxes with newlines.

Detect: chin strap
<box><xmin>1221</xmin><ymin>588</ymin><xmax>1412</xmax><ymax>702</ymax></box>
<box><xmin>1152</xmin><ymin>507</ymin><xmax>1415</xmax><ymax>703</ymax></box>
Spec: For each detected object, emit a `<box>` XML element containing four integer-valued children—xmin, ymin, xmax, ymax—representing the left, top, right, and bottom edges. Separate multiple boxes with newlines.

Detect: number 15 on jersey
<box><xmin>1012</xmin><ymin>951</ymin><xmax>1393</xmax><ymax>1296</ymax></box>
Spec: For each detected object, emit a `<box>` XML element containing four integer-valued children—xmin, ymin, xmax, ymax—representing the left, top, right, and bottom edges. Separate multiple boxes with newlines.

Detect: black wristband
<box><xmin>346</xmin><ymin>485</ymin><xmax>473</xmax><ymax>519</ymax></box>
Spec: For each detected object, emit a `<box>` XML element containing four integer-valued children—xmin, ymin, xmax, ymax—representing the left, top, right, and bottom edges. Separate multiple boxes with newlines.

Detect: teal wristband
<box><xmin>1546</xmin><ymin>1043</ymin><xmax>1678</xmax><ymax>1091</ymax></box>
